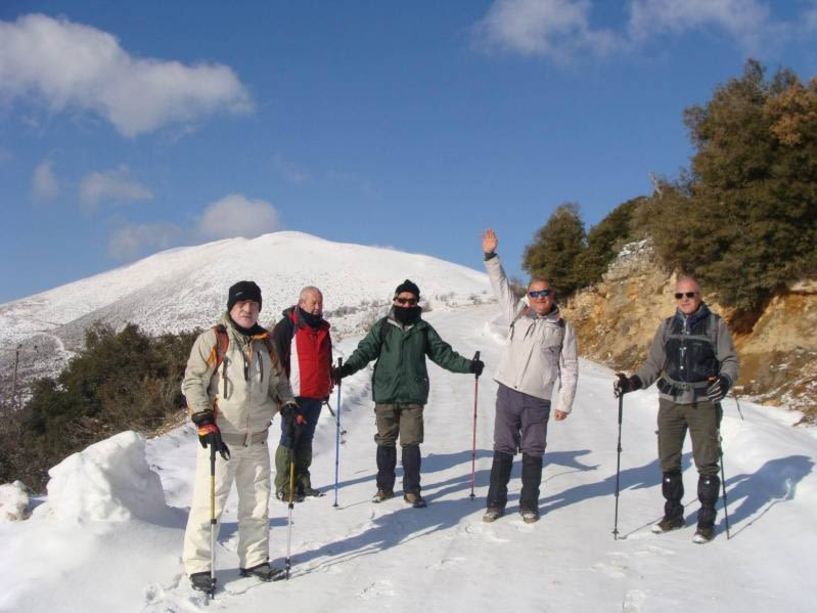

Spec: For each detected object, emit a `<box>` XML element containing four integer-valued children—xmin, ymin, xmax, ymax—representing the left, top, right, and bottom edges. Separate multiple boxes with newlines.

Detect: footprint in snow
<box><xmin>358</xmin><ymin>579</ymin><xmax>396</xmax><ymax>600</ymax></box>
<box><xmin>622</xmin><ymin>588</ymin><xmax>647</xmax><ymax>612</ymax></box>
<box><xmin>591</xmin><ymin>559</ymin><xmax>629</xmax><ymax>579</ymax></box>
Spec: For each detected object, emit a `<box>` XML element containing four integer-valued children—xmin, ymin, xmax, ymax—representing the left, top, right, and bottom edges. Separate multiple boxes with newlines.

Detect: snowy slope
<box><xmin>0</xmin><ymin>231</ymin><xmax>489</xmax><ymax>385</ymax></box>
<box><xmin>1</xmin><ymin>304</ymin><xmax>815</xmax><ymax>613</ymax></box>
<box><xmin>0</xmin><ymin>232</ymin><xmax>489</xmax><ymax>345</ymax></box>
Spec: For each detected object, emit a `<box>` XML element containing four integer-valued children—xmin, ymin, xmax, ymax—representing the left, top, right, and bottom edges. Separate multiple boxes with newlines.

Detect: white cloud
<box><xmin>0</xmin><ymin>13</ymin><xmax>252</xmax><ymax>136</ymax></box>
<box><xmin>79</xmin><ymin>166</ymin><xmax>153</xmax><ymax>210</ymax></box>
<box><xmin>108</xmin><ymin>222</ymin><xmax>181</xmax><ymax>260</ymax></box>
<box><xmin>473</xmin><ymin>0</ymin><xmax>621</xmax><ymax>60</ymax></box>
<box><xmin>31</xmin><ymin>160</ymin><xmax>59</xmax><ymax>201</ymax></box>
<box><xmin>472</xmin><ymin>0</ymin><xmax>792</xmax><ymax>60</ymax></box>
<box><xmin>627</xmin><ymin>0</ymin><xmax>772</xmax><ymax>48</ymax></box>
<box><xmin>196</xmin><ymin>194</ymin><xmax>282</xmax><ymax>240</ymax></box>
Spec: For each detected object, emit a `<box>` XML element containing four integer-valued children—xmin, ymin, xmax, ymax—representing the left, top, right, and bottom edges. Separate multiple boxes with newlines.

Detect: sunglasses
<box><xmin>394</xmin><ymin>297</ymin><xmax>418</xmax><ymax>306</ymax></box>
<box><xmin>528</xmin><ymin>289</ymin><xmax>552</xmax><ymax>299</ymax></box>
<box><xmin>674</xmin><ymin>292</ymin><xmax>697</xmax><ymax>300</ymax></box>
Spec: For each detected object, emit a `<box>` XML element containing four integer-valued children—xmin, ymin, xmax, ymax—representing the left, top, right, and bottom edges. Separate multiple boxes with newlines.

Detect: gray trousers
<box><xmin>657</xmin><ymin>397</ymin><xmax>722</xmax><ymax>476</ymax></box>
<box><xmin>493</xmin><ymin>384</ymin><xmax>551</xmax><ymax>457</ymax></box>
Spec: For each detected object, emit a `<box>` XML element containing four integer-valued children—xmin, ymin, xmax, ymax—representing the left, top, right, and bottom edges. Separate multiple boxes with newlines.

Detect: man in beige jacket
<box><xmin>182</xmin><ymin>281</ymin><xmax>297</xmax><ymax>592</ymax></box>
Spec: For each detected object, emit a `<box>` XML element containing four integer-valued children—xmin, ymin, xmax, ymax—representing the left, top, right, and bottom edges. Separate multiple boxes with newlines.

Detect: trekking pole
<box><xmin>285</xmin><ymin>422</ymin><xmax>302</xmax><ymax>580</ymax></box>
<box><xmin>612</xmin><ymin>392</ymin><xmax>624</xmax><ymax>540</ymax></box>
<box><xmin>469</xmin><ymin>351</ymin><xmax>481</xmax><ymax>500</ymax></box>
<box><xmin>333</xmin><ymin>357</ymin><xmax>343</xmax><ymax>508</ymax></box>
<box><xmin>208</xmin><ymin>442</ymin><xmax>217</xmax><ymax>598</ymax></box>
<box><xmin>732</xmin><ymin>389</ymin><xmax>744</xmax><ymax>421</ymax></box>
<box><xmin>716</xmin><ymin>404</ymin><xmax>731</xmax><ymax>539</ymax></box>
<box><xmin>323</xmin><ymin>400</ymin><xmax>347</xmax><ymax>435</ymax></box>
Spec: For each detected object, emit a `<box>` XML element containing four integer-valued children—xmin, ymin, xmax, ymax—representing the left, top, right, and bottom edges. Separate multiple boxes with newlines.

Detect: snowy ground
<box><xmin>1</xmin><ymin>303</ymin><xmax>815</xmax><ymax>612</ymax></box>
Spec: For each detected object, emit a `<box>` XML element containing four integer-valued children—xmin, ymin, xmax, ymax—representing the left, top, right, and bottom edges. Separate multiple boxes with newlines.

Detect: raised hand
<box><xmin>482</xmin><ymin>228</ymin><xmax>498</xmax><ymax>254</ymax></box>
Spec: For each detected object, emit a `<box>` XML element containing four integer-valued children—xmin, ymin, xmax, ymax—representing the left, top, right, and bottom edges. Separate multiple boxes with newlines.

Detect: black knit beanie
<box><xmin>394</xmin><ymin>279</ymin><xmax>420</xmax><ymax>299</ymax></box>
<box><xmin>227</xmin><ymin>280</ymin><xmax>262</xmax><ymax>311</ymax></box>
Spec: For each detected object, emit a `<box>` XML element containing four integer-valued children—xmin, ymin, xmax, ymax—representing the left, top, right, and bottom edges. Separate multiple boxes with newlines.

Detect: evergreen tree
<box><xmin>523</xmin><ymin>203</ymin><xmax>587</xmax><ymax>298</ymax></box>
<box><xmin>643</xmin><ymin>60</ymin><xmax>817</xmax><ymax>313</ymax></box>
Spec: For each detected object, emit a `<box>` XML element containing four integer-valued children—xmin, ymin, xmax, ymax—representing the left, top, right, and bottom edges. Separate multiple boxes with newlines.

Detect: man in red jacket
<box><xmin>271</xmin><ymin>286</ymin><xmax>333</xmax><ymax>501</ymax></box>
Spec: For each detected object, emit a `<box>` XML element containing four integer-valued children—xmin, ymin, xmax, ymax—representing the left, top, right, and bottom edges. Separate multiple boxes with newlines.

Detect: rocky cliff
<box><xmin>561</xmin><ymin>240</ymin><xmax>817</xmax><ymax>422</ymax></box>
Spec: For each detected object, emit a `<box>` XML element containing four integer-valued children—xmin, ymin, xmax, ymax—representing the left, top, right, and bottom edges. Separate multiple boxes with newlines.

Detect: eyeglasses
<box><xmin>528</xmin><ymin>289</ymin><xmax>552</xmax><ymax>299</ymax></box>
<box><xmin>674</xmin><ymin>292</ymin><xmax>697</xmax><ymax>300</ymax></box>
<box><xmin>394</xmin><ymin>297</ymin><xmax>418</xmax><ymax>306</ymax></box>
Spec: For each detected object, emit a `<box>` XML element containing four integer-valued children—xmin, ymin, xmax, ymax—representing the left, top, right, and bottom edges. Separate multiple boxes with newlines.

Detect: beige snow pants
<box><xmin>182</xmin><ymin>438</ymin><xmax>271</xmax><ymax>575</ymax></box>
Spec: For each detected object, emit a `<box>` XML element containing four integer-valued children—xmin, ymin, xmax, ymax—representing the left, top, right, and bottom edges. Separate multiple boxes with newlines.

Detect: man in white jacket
<box><xmin>481</xmin><ymin>229</ymin><xmax>578</xmax><ymax>523</ymax></box>
<box><xmin>181</xmin><ymin>281</ymin><xmax>297</xmax><ymax>592</ymax></box>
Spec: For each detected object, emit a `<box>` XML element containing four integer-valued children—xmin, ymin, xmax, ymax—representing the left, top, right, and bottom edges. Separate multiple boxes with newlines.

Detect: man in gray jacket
<box><xmin>481</xmin><ymin>229</ymin><xmax>579</xmax><ymax>524</ymax></box>
<box><xmin>614</xmin><ymin>276</ymin><xmax>739</xmax><ymax>542</ymax></box>
<box><xmin>182</xmin><ymin>281</ymin><xmax>297</xmax><ymax>592</ymax></box>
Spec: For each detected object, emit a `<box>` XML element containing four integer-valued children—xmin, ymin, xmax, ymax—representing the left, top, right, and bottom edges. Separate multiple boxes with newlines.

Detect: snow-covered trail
<box><xmin>2</xmin><ymin>303</ymin><xmax>816</xmax><ymax>613</ymax></box>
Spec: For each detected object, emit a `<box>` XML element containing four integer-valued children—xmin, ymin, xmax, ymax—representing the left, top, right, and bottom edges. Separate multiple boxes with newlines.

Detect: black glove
<box><xmin>331</xmin><ymin>363</ymin><xmax>352</xmax><ymax>382</ymax></box>
<box><xmin>281</xmin><ymin>401</ymin><xmax>306</xmax><ymax>442</ymax></box>
<box><xmin>280</xmin><ymin>401</ymin><xmax>298</xmax><ymax>424</ymax></box>
<box><xmin>706</xmin><ymin>375</ymin><xmax>730</xmax><ymax>403</ymax></box>
<box><xmin>613</xmin><ymin>373</ymin><xmax>641</xmax><ymax>398</ymax></box>
<box><xmin>191</xmin><ymin>410</ymin><xmax>230</xmax><ymax>460</ymax></box>
<box><xmin>470</xmin><ymin>359</ymin><xmax>485</xmax><ymax>377</ymax></box>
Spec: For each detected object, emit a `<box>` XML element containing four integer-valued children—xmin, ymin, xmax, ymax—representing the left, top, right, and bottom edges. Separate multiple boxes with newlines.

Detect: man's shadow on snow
<box><xmin>537</xmin><ymin>453</ymin><xmax>685</xmax><ymax>532</ymax></box>
<box><xmin>278</xmin><ymin>447</ymin><xmax>599</xmax><ymax>573</ymax></box>
<box><xmin>721</xmin><ymin>454</ymin><xmax>813</xmax><ymax>539</ymax></box>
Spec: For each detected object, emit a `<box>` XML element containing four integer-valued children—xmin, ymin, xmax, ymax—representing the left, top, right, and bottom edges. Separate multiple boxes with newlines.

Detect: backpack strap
<box><xmin>213</xmin><ymin>324</ymin><xmax>230</xmax><ymax>399</ymax></box>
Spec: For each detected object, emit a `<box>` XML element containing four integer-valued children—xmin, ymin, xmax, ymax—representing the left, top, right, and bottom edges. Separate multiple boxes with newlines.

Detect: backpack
<box><xmin>209</xmin><ymin>324</ymin><xmax>280</xmax><ymax>398</ymax></box>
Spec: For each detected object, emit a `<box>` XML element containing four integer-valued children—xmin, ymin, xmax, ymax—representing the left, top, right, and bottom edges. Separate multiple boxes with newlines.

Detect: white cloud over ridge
<box><xmin>108</xmin><ymin>223</ymin><xmax>181</xmax><ymax>260</ymax></box>
<box><xmin>473</xmin><ymin>0</ymin><xmax>790</xmax><ymax>59</ymax></box>
<box><xmin>79</xmin><ymin>167</ymin><xmax>153</xmax><ymax>210</ymax></box>
<box><xmin>0</xmin><ymin>14</ymin><xmax>252</xmax><ymax>136</ymax></box>
<box><xmin>474</xmin><ymin>0</ymin><xmax>620</xmax><ymax>59</ymax></box>
<box><xmin>197</xmin><ymin>194</ymin><xmax>282</xmax><ymax>240</ymax></box>
<box><xmin>32</xmin><ymin>160</ymin><xmax>59</xmax><ymax>201</ymax></box>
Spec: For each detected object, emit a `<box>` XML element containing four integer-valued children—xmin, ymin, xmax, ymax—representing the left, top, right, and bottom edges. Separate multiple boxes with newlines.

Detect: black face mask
<box><xmin>393</xmin><ymin>305</ymin><xmax>421</xmax><ymax>325</ymax></box>
<box><xmin>298</xmin><ymin>306</ymin><xmax>323</xmax><ymax>328</ymax></box>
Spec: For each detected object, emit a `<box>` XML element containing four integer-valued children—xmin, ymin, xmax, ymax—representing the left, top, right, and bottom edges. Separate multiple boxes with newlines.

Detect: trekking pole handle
<box><xmin>473</xmin><ymin>350</ymin><xmax>481</xmax><ymax>378</ymax></box>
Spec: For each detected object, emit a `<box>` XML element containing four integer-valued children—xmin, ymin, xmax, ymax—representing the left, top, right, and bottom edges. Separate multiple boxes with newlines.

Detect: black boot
<box><xmin>239</xmin><ymin>562</ymin><xmax>285</xmax><ymax>582</ymax></box>
<box><xmin>190</xmin><ymin>571</ymin><xmax>214</xmax><ymax>593</ymax></box>
<box><xmin>485</xmin><ymin>451</ymin><xmax>513</xmax><ymax>516</ymax></box>
<box><xmin>375</xmin><ymin>445</ymin><xmax>397</xmax><ymax>499</ymax></box>
<box><xmin>402</xmin><ymin>444</ymin><xmax>426</xmax><ymax>507</ymax></box>
<box><xmin>519</xmin><ymin>453</ymin><xmax>543</xmax><ymax>522</ymax></box>
<box><xmin>652</xmin><ymin>470</ymin><xmax>685</xmax><ymax>533</ymax></box>
<box><xmin>695</xmin><ymin>474</ymin><xmax>720</xmax><ymax>542</ymax></box>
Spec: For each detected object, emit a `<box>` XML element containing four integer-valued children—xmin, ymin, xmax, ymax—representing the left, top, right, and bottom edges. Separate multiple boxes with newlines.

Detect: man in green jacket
<box><xmin>334</xmin><ymin>279</ymin><xmax>484</xmax><ymax>508</ymax></box>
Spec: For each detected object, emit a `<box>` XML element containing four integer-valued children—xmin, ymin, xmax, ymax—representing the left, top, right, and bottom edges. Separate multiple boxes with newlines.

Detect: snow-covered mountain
<box><xmin>0</xmin><ymin>231</ymin><xmax>490</xmax><ymax>388</ymax></box>
<box><xmin>1</xmin><ymin>305</ymin><xmax>815</xmax><ymax>612</ymax></box>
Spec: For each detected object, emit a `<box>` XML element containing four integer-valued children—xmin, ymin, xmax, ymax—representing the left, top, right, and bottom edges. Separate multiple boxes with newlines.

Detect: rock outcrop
<box><xmin>561</xmin><ymin>240</ymin><xmax>817</xmax><ymax>421</ymax></box>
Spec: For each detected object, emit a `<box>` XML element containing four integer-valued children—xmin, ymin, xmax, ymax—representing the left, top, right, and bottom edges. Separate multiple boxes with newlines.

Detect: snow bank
<box><xmin>0</xmin><ymin>480</ymin><xmax>29</xmax><ymax>521</ymax></box>
<box><xmin>38</xmin><ymin>431</ymin><xmax>170</xmax><ymax>522</ymax></box>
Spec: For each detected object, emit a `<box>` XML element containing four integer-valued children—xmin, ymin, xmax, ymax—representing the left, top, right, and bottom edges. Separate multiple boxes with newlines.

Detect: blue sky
<box><xmin>2</xmin><ymin>1</ymin><xmax>817</xmax><ymax>304</ymax></box>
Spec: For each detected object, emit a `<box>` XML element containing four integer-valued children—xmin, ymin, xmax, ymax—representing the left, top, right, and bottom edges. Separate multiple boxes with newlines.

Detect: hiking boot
<box><xmin>190</xmin><ymin>571</ymin><xmax>214</xmax><ymax>593</ymax></box>
<box><xmin>372</xmin><ymin>489</ymin><xmax>395</xmax><ymax>503</ymax></box>
<box><xmin>651</xmin><ymin>515</ymin><xmax>685</xmax><ymax>533</ymax></box>
<box><xmin>276</xmin><ymin>489</ymin><xmax>305</xmax><ymax>503</ymax></box>
<box><xmin>482</xmin><ymin>507</ymin><xmax>504</xmax><ymax>523</ymax></box>
<box><xmin>299</xmin><ymin>485</ymin><xmax>324</xmax><ymax>498</ymax></box>
<box><xmin>404</xmin><ymin>492</ymin><xmax>427</xmax><ymax>508</ymax></box>
<box><xmin>519</xmin><ymin>507</ymin><xmax>540</xmax><ymax>524</ymax></box>
<box><xmin>239</xmin><ymin>562</ymin><xmax>285</xmax><ymax>582</ymax></box>
<box><xmin>693</xmin><ymin>525</ymin><xmax>715</xmax><ymax>543</ymax></box>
